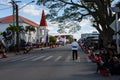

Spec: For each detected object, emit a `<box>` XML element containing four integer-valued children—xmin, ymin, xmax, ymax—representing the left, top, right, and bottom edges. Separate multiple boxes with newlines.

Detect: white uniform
<box><xmin>71</xmin><ymin>41</ymin><xmax>79</xmax><ymax>50</ymax></box>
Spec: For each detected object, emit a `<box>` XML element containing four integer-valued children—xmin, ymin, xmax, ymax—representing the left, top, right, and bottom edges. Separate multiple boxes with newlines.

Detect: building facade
<box><xmin>0</xmin><ymin>14</ymin><xmax>48</xmax><ymax>44</ymax></box>
<box><xmin>81</xmin><ymin>31</ymin><xmax>99</xmax><ymax>43</ymax></box>
<box><xmin>36</xmin><ymin>10</ymin><xmax>48</xmax><ymax>43</ymax></box>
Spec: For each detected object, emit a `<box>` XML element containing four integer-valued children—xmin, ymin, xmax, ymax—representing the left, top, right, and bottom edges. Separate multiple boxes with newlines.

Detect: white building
<box><xmin>81</xmin><ymin>31</ymin><xmax>99</xmax><ymax>43</ymax></box>
<box><xmin>0</xmin><ymin>13</ymin><xmax>48</xmax><ymax>44</ymax></box>
<box><xmin>37</xmin><ymin>10</ymin><xmax>48</xmax><ymax>43</ymax></box>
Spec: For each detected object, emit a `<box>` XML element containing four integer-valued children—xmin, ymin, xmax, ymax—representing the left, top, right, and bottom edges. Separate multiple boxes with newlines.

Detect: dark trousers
<box><xmin>72</xmin><ymin>50</ymin><xmax>78</xmax><ymax>60</ymax></box>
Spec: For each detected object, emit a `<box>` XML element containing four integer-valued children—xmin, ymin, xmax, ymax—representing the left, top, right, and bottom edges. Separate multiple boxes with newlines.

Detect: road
<box><xmin>0</xmin><ymin>44</ymin><xmax>120</xmax><ymax>80</ymax></box>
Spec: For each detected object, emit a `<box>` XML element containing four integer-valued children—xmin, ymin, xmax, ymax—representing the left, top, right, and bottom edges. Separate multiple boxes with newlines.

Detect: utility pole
<box><xmin>10</xmin><ymin>0</ymin><xmax>20</xmax><ymax>52</ymax></box>
<box><xmin>11</xmin><ymin>0</ymin><xmax>16</xmax><ymax>25</ymax></box>
<box><xmin>12</xmin><ymin>3</ymin><xmax>15</xmax><ymax>25</ymax></box>
<box><xmin>15</xmin><ymin>4</ymin><xmax>20</xmax><ymax>52</ymax></box>
<box><xmin>10</xmin><ymin>0</ymin><xmax>35</xmax><ymax>52</ymax></box>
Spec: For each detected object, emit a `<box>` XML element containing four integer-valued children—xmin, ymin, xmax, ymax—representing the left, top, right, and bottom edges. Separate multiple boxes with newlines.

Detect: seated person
<box><xmin>109</xmin><ymin>56</ymin><xmax>120</xmax><ymax>75</ymax></box>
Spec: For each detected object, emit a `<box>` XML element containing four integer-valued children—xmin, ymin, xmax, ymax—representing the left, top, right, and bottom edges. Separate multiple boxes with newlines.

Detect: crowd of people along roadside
<box><xmin>79</xmin><ymin>40</ymin><xmax>120</xmax><ymax>76</ymax></box>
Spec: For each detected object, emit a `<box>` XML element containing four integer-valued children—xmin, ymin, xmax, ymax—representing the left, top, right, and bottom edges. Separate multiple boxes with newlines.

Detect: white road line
<box><xmin>21</xmin><ymin>56</ymin><xmax>37</xmax><ymax>61</ymax></box>
<box><xmin>9</xmin><ymin>56</ymin><xmax>28</xmax><ymax>62</ymax></box>
<box><xmin>31</xmin><ymin>56</ymin><xmax>45</xmax><ymax>61</ymax></box>
<box><xmin>55</xmin><ymin>56</ymin><xmax>62</xmax><ymax>62</ymax></box>
<box><xmin>0</xmin><ymin>56</ymin><xmax>22</xmax><ymax>62</ymax></box>
<box><xmin>65</xmin><ymin>55</ymin><xmax>71</xmax><ymax>62</ymax></box>
<box><xmin>43</xmin><ymin>56</ymin><xmax>53</xmax><ymax>61</ymax></box>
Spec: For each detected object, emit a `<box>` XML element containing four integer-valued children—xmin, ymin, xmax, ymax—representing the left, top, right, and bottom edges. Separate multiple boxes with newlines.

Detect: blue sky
<box><xmin>0</xmin><ymin>0</ymin><xmax>45</xmax><ymax>23</ymax></box>
<box><xmin>0</xmin><ymin>0</ymin><xmax>119</xmax><ymax>39</ymax></box>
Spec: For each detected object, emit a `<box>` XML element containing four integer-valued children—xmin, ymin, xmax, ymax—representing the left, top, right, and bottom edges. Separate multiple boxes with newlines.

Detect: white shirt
<box><xmin>71</xmin><ymin>41</ymin><xmax>79</xmax><ymax>50</ymax></box>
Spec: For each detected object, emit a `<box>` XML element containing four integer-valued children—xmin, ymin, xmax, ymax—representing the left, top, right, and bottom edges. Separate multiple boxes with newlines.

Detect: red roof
<box><xmin>0</xmin><ymin>15</ymin><xmax>39</xmax><ymax>27</ymax></box>
<box><xmin>39</xmin><ymin>10</ymin><xmax>47</xmax><ymax>27</ymax></box>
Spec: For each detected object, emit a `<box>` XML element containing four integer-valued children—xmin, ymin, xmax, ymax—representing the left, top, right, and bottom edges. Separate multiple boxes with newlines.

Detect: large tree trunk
<box><xmin>99</xmin><ymin>28</ymin><xmax>114</xmax><ymax>48</ymax></box>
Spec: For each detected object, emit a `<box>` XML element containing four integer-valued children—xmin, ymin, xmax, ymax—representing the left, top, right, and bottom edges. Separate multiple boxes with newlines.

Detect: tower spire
<box><xmin>39</xmin><ymin>10</ymin><xmax>47</xmax><ymax>27</ymax></box>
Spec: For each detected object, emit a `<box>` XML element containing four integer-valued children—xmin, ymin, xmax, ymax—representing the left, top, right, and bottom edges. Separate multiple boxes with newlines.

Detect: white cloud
<box><xmin>0</xmin><ymin>0</ymin><xmax>11</xmax><ymax>6</ymax></box>
<box><xmin>72</xmin><ymin>19</ymin><xmax>98</xmax><ymax>39</ymax></box>
<box><xmin>80</xmin><ymin>19</ymin><xmax>97</xmax><ymax>33</ymax></box>
<box><xmin>48</xmin><ymin>19</ymin><xmax>97</xmax><ymax>40</ymax></box>
<box><xmin>80</xmin><ymin>19</ymin><xmax>92</xmax><ymax>26</ymax></box>
<box><xmin>0</xmin><ymin>0</ymin><xmax>10</xmax><ymax>3</ymax></box>
<box><xmin>21</xmin><ymin>5</ymin><xmax>41</xmax><ymax>16</ymax></box>
<box><xmin>47</xmin><ymin>22</ymin><xmax>58</xmax><ymax>34</ymax></box>
<box><xmin>20</xmin><ymin>4</ymin><xmax>50</xmax><ymax>18</ymax></box>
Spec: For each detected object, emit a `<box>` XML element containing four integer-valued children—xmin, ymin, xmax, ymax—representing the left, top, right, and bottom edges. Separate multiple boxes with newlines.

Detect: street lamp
<box><xmin>110</xmin><ymin>7</ymin><xmax>120</xmax><ymax>54</ymax></box>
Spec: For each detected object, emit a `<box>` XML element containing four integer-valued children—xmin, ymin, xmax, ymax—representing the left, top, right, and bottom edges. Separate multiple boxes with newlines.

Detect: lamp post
<box><xmin>110</xmin><ymin>7</ymin><xmax>120</xmax><ymax>54</ymax></box>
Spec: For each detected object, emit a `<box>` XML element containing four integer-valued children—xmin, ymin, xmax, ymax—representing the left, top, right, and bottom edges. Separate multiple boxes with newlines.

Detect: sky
<box><xmin>0</xmin><ymin>0</ymin><xmax>119</xmax><ymax>40</ymax></box>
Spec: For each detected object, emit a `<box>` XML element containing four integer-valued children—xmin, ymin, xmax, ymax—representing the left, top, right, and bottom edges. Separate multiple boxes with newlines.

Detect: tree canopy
<box><xmin>36</xmin><ymin>0</ymin><xmax>120</xmax><ymax>46</ymax></box>
<box><xmin>57</xmin><ymin>21</ymin><xmax>81</xmax><ymax>34</ymax></box>
<box><xmin>49</xmin><ymin>35</ymin><xmax>57</xmax><ymax>43</ymax></box>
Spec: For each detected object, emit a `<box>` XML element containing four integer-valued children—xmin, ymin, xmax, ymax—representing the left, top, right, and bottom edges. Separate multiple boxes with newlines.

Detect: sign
<box><xmin>110</xmin><ymin>20</ymin><xmax>120</xmax><ymax>31</ymax></box>
<box><xmin>110</xmin><ymin>7</ymin><xmax>120</xmax><ymax>13</ymax></box>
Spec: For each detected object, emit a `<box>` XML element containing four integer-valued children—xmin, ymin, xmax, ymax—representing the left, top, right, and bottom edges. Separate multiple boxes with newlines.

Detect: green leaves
<box><xmin>57</xmin><ymin>21</ymin><xmax>81</xmax><ymax>34</ymax></box>
<box><xmin>25</xmin><ymin>26</ymin><xmax>36</xmax><ymax>32</ymax></box>
<box><xmin>7</xmin><ymin>24</ymin><xmax>19</xmax><ymax>32</ymax></box>
<box><xmin>49</xmin><ymin>36</ymin><xmax>57</xmax><ymax>43</ymax></box>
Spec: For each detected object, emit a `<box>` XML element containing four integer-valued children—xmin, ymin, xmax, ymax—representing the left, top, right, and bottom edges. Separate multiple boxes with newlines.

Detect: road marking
<box><xmin>31</xmin><ymin>56</ymin><xmax>45</xmax><ymax>61</ymax></box>
<box><xmin>21</xmin><ymin>56</ymin><xmax>37</xmax><ymax>61</ymax></box>
<box><xmin>0</xmin><ymin>56</ymin><xmax>22</xmax><ymax>62</ymax></box>
<box><xmin>9</xmin><ymin>56</ymin><xmax>29</xmax><ymax>62</ymax></box>
<box><xmin>43</xmin><ymin>56</ymin><xmax>53</xmax><ymax>61</ymax></box>
<box><xmin>55</xmin><ymin>56</ymin><xmax>62</xmax><ymax>62</ymax></box>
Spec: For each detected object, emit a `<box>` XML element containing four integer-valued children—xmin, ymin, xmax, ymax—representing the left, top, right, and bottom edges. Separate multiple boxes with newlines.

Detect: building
<box><xmin>0</xmin><ymin>15</ymin><xmax>39</xmax><ymax>44</ymax></box>
<box><xmin>0</xmin><ymin>11</ymin><xmax>48</xmax><ymax>44</ymax></box>
<box><xmin>54</xmin><ymin>34</ymin><xmax>73</xmax><ymax>43</ymax></box>
<box><xmin>81</xmin><ymin>31</ymin><xmax>99</xmax><ymax>43</ymax></box>
<box><xmin>37</xmin><ymin>10</ymin><xmax>48</xmax><ymax>43</ymax></box>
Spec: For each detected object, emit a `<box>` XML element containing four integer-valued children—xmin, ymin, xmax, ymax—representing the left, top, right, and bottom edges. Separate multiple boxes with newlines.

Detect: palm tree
<box><xmin>6</xmin><ymin>25</ymin><xmax>19</xmax><ymax>45</ymax></box>
<box><xmin>7</xmin><ymin>24</ymin><xmax>25</xmax><ymax>50</ymax></box>
<box><xmin>7</xmin><ymin>24</ymin><xmax>25</xmax><ymax>44</ymax></box>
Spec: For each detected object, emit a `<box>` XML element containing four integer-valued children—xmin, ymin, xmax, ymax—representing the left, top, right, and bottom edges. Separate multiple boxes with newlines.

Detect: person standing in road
<box><xmin>71</xmin><ymin>39</ymin><xmax>79</xmax><ymax>60</ymax></box>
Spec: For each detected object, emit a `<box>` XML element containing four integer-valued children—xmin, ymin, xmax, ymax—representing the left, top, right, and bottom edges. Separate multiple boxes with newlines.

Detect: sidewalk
<box><xmin>0</xmin><ymin>51</ymin><xmax>21</xmax><ymax>59</ymax></box>
<box><xmin>0</xmin><ymin>46</ymin><xmax>50</xmax><ymax>59</ymax></box>
<box><xmin>79</xmin><ymin>50</ymin><xmax>120</xmax><ymax>80</ymax></box>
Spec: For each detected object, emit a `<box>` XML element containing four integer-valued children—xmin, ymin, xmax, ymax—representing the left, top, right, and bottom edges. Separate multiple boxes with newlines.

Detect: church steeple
<box><xmin>39</xmin><ymin>10</ymin><xmax>47</xmax><ymax>27</ymax></box>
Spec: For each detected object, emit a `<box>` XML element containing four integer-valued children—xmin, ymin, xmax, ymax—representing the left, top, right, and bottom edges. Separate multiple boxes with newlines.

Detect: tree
<box><xmin>6</xmin><ymin>25</ymin><xmax>20</xmax><ymax>52</ymax></box>
<box><xmin>36</xmin><ymin>0</ymin><xmax>120</xmax><ymax>47</ymax></box>
<box><xmin>7</xmin><ymin>25</ymin><xmax>19</xmax><ymax>32</ymax></box>
<box><xmin>6</xmin><ymin>25</ymin><xmax>19</xmax><ymax>46</ymax></box>
<box><xmin>57</xmin><ymin>21</ymin><xmax>81</xmax><ymax>34</ymax></box>
<box><xmin>49</xmin><ymin>36</ymin><xmax>57</xmax><ymax>43</ymax></box>
<box><xmin>66</xmin><ymin>35</ymin><xmax>73</xmax><ymax>42</ymax></box>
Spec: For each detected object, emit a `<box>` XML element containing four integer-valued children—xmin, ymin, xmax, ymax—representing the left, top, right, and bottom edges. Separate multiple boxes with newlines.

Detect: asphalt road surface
<box><xmin>0</xmin><ymin>44</ymin><xmax>120</xmax><ymax>80</ymax></box>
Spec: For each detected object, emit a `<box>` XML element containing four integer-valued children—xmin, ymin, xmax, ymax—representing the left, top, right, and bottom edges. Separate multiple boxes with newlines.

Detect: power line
<box><xmin>19</xmin><ymin>0</ymin><xmax>35</xmax><ymax>10</ymax></box>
